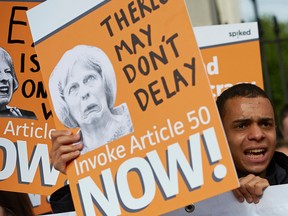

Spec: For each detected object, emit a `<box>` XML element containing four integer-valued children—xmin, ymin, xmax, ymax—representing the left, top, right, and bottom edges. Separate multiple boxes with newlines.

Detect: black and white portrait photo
<box><xmin>0</xmin><ymin>47</ymin><xmax>37</xmax><ymax>119</ymax></box>
<box><xmin>49</xmin><ymin>45</ymin><xmax>133</xmax><ymax>154</ymax></box>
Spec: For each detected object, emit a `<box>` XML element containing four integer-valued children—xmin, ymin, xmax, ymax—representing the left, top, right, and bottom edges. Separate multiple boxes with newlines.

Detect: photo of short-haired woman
<box><xmin>0</xmin><ymin>47</ymin><xmax>37</xmax><ymax>119</ymax></box>
<box><xmin>49</xmin><ymin>45</ymin><xmax>133</xmax><ymax>154</ymax></box>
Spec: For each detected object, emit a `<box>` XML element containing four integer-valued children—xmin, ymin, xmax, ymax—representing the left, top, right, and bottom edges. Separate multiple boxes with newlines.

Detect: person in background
<box><xmin>216</xmin><ymin>83</ymin><xmax>288</xmax><ymax>204</ymax></box>
<box><xmin>276</xmin><ymin>104</ymin><xmax>288</xmax><ymax>155</ymax></box>
<box><xmin>275</xmin><ymin>139</ymin><xmax>288</xmax><ymax>156</ymax></box>
<box><xmin>278</xmin><ymin>103</ymin><xmax>288</xmax><ymax>142</ymax></box>
<box><xmin>0</xmin><ymin>190</ymin><xmax>35</xmax><ymax>216</ymax></box>
<box><xmin>0</xmin><ymin>47</ymin><xmax>37</xmax><ymax>119</ymax></box>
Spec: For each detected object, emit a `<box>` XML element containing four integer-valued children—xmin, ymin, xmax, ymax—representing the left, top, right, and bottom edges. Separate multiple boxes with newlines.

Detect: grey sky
<box><xmin>240</xmin><ymin>0</ymin><xmax>288</xmax><ymax>22</ymax></box>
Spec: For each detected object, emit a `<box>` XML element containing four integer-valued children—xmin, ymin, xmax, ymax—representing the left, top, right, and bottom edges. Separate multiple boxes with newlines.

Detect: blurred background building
<box><xmin>185</xmin><ymin>0</ymin><xmax>241</xmax><ymax>26</ymax></box>
<box><xmin>185</xmin><ymin>0</ymin><xmax>288</xmax><ymax>25</ymax></box>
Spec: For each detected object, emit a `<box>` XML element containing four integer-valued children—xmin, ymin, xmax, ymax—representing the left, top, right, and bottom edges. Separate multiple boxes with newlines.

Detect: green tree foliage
<box><xmin>258</xmin><ymin>16</ymin><xmax>288</xmax><ymax>130</ymax></box>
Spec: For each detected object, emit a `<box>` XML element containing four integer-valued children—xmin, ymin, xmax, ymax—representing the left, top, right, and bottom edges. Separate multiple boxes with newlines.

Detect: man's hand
<box><xmin>49</xmin><ymin>130</ymin><xmax>83</xmax><ymax>174</ymax></box>
<box><xmin>233</xmin><ymin>174</ymin><xmax>269</xmax><ymax>204</ymax></box>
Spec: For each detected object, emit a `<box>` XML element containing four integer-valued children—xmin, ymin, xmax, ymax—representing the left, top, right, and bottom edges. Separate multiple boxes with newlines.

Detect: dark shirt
<box><xmin>50</xmin><ymin>184</ymin><xmax>75</xmax><ymax>213</ymax></box>
<box><xmin>266</xmin><ymin>151</ymin><xmax>288</xmax><ymax>185</ymax></box>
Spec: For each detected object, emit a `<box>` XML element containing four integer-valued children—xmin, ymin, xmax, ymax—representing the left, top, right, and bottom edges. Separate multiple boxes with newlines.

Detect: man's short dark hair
<box><xmin>216</xmin><ymin>83</ymin><xmax>274</xmax><ymax>119</ymax></box>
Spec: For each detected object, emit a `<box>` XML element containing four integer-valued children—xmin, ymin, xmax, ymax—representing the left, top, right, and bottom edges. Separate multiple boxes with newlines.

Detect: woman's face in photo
<box><xmin>0</xmin><ymin>56</ymin><xmax>14</xmax><ymax>109</ymax></box>
<box><xmin>63</xmin><ymin>62</ymin><xmax>108</xmax><ymax>125</ymax></box>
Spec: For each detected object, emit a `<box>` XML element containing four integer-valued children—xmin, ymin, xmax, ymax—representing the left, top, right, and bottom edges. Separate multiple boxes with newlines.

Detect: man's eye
<box><xmin>237</xmin><ymin>123</ymin><xmax>247</xmax><ymax>129</ymax></box>
<box><xmin>261</xmin><ymin>122</ymin><xmax>273</xmax><ymax>128</ymax></box>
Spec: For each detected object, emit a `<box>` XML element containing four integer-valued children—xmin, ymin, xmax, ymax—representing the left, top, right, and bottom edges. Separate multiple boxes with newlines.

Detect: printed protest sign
<box><xmin>194</xmin><ymin>22</ymin><xmax>264</xmax><ymax>98</ymax></box>
<box><xmin>163</xmin><ymin>22</ymin><xmax>264</xmax><ymax>215</ymax></box>
<box><xmin>27</xmin><ymin>0</ymin><xmax>239</xmax><ymax>215</ymax></box>
<box><xmin>0</xmin><ymin>0</ymin><xmax>67</xmax><ymax>197</ymax></box>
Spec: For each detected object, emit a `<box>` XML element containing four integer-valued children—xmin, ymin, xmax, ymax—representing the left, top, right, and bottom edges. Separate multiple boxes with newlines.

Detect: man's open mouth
<box><xmin>244</xmin><ymin>148</ymin><xmax>266</xmax><ymax>159</ymax></box>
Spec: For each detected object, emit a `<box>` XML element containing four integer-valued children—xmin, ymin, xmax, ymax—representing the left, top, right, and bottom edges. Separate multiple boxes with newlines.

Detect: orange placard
<box><xmin>29</xmin><ymin>194</ymin><xmax>52</xmax><ymax>215</ymax></box>
<box><xmin>27</xmin><ymin>0</ymin><xmax>239</xmax><ymax>215</ymax></box>
<box><xmin>194</xmin><ymin>22</ymin><xmax>264</xmax><ymax>98</ymax></box>
<box><xmin>0</xmin><ymin>0</ymin><xmax>66</xmax><ymax>198</ymax></box>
